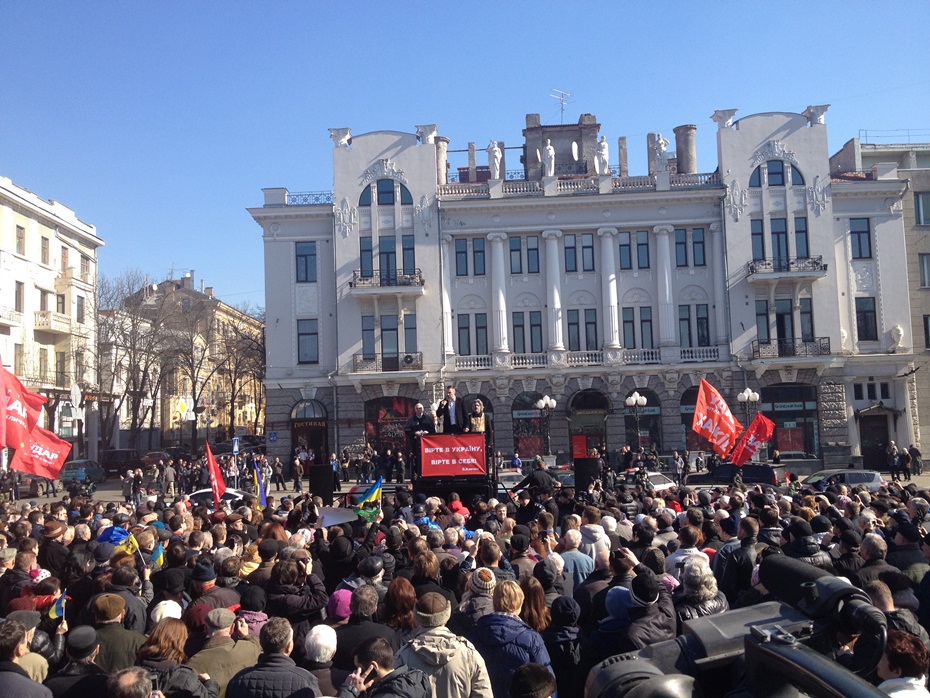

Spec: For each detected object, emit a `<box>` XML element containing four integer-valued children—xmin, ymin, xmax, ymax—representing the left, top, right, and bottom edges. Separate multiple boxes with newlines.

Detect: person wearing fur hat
<box><xmin>37</xmin><ymin>522</ymin><xmax>68</xmax><ymax>580</ymax></box>
<box><xmin>395</xmin><ymin>592</ymin><xmax>492</xmax><ymax>698</ymax></box>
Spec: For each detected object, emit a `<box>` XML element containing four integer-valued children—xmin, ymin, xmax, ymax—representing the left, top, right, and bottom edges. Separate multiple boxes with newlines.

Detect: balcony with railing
<box><xmin>349</xmin><ymin>268</ymin><xmax>425</xmax><ymax>295</ymax></box>
<box><xmin>34</xmin><ymin>310</ymin><xmax>72</xmax><ymax>335</ymax></box>
<box><xmin>352</xmin><ymin>352</ymin><xmax>423</xmax><ymax>373</ymax></box>
<box><xmin>567</xmin><ymin>350</ymin><xmax>603</xmax><ymax>366</ymax></box>
<box><xmin>751</xmin><ymin>337</ymin><xmax>832</xmax><ymax>359</ymax></box>
<box><xmin>58</xmin><ymin>266</ymin><xmax>95</xmax><ymax>288</ymax></box>
<box><xmin>0</xmin><ymin>305</ymin><xmax>22</xmax><ymax>326</ymax></box>
<box><xmin>511</xmin><ymin>353</ymin><xmax>547</xmax><ymax>368</ymax></box>
<box><xmin>622</xmin><ymin>348</ymin><xmax>663</xmax><ymax>365</ymax></box>
<box><xmin>287</xmin><ymin>191</ymin><xmax>335</xmax><ymax>206</ymax></box>
<box><xmin>747</xmin><ymin>256</ymin><xmax>829</xmax><ymax>281</ymax></box>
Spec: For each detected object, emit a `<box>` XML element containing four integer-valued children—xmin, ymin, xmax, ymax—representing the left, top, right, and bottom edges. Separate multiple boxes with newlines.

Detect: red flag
<box><xmin>205</xmin><ymin>442</ymin><xmax>227</xmax><ymax>509</ymax></box>
<box><xmin>691</xmin><ymin>379</ymin><xmax>743</xmax><ymax>457</ymax></box>
<box><xmin>730</xmin><ymin>413</ymin><xmax>776</xmax><ymax>467</ymax></box>
<box><xmin>9</xmin><ymin>426</ymin><xmax>72</xmax><ymax>480</ymax></box>
<box><xmin>2</xmin><ymin>365</ymin><xmax>47</xmax><ymax>450</ymax></box>
<box><xmin>0</xmin><ymin>359</ymin><xmax>6</xmax><ymax>449</ymax></box>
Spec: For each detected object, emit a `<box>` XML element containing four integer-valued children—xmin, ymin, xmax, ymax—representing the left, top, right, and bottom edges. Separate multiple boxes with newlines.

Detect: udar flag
<box><xmin>691</xmin><ymin>379</ymin><xmax>743</xmax><ymax>457</ymax></box>
<box><xmin>9</xmin><ymin>426</ymin><xmax>72</xmax><ymax>480</ymax></box>
<box><xmin>2</xmin><ymin>365</ymin><xmax>47</xmax><ymax>450</ymax></box>
<box><xmin>730</xmin><ymin>413</ymin><xmax>776</xmax><ymax>467</ymax></box>
<box><xmin>205</xmin><ymin>442</ymin><xmax>227</xmax><ymax>509</ymax></box>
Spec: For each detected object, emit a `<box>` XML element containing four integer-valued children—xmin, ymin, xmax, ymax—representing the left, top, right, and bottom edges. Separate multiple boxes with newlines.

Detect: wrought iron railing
<box><xmin>352</xmin><ymin>352</ymin><xmax>423</xmax><ymax>372</ymax></box>
<box><xmin>752</xmin><ymin>337</ymin><xmax>832</xmax><ymax>359</ymax></box>
<box><xmin>287</xmin><ymin>191</ymin><xmax>334</xmax><ymax>205</ymax></box>
<box><xmin>748</xmin><ymin>256</ymin><xmax>828</xmax><ymax>274</ymax></box>
<box><xmin>350</xmin><ymin>269</ymin><xmax>424</xmax><ymax>288</ymax></box>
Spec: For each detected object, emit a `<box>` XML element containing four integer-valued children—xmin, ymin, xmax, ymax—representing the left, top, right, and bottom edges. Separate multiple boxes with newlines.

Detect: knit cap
<box><xmin>468</xmin><ymin>567</ymin><xmax>497</xmax><ymax>596</ymax></box>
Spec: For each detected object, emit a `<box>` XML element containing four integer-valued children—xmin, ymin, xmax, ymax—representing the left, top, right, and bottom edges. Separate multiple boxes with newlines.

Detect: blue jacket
<box><xmin>467</xmin><ymin>613</ymin><xmax>552</xmax><ymax>698</ymax></box>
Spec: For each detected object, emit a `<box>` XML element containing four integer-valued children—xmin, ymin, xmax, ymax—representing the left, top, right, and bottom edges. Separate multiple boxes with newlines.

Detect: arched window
<box><xmin>291</xmin><ymin>400</ymin><xmax>328</xmax><ymax>419</ymax></box>
<box><xmin>359</xmin><ymin>179</ymin><xmax>413</xmax><ymax>207</ymax></box>
<box><xmin>749</xmin><ymin>161</ymin><xmax>805</xmax><ymax>188</ymax></box>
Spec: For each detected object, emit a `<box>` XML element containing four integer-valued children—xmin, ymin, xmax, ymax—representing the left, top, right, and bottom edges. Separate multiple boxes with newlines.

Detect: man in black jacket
<box><xmin>43</xmin><ymin>627</ymin><xmax>109</xmax><ymax>698</ymax></box>
<box><xmin>336</xmin><ymin>637</ymin><xmax>429</xmax><ymax>698</ymax></box>
<box><xmin>227</xmin><ymin>617</ymin><xmax>320</xmax><ymax>698</ymax></box>
<box><xmin>435</xmin><ymin>386</ymin><xmax>466</xmax><ymax>434</ymax></box>
<box><xmin>332</xmin><ymin>586</ymin><xmax>395</xmax><ymax>672</ymax></box>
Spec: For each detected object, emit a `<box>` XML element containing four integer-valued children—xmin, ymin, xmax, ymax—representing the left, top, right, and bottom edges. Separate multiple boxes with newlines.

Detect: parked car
<box><xmin>621</xmin><ymin>469</ymin><xmax>676</xmax><ymax>492</ymax></box>
<box><xmin>143</xmin><ymin>451</ymin><xmax>172</xmax><ymax>467</ymax></box>
<box><xmin>686</xmin><ymin>463</ymin><xmax>787</xmax><ymax>487</ymax></box>
<box><xmin>801</xmin><ymin>469</ymin><xmax>887</xmax><ymax>493</ymax></box>
<box><xmin>164</xmin><ymin>446</ymin><xmax>193</xmax><ymax>463</ymax></box>
<box><xmin>61</xmin><ymin>459</ymin><xmax>108</xmax><ymax>484</ymax></box>
<box><xmin>100</xmin><ymin>449</ymin><xmax>143</xmax><ymax>475</ymax></box>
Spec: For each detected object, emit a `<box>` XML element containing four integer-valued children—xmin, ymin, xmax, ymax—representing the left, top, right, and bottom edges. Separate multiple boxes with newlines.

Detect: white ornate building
<box><xmin>0</xmin><ymin>175</ymin><xmax>104</xmax><ymax>461</ymax></box>
<box><xmin>252</xmin><ymin>108</ymin><xmax>915</xmax><ymax>472</ymax></box>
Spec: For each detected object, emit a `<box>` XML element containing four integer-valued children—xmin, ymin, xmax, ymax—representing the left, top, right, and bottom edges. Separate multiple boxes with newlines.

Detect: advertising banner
<box><xmin>420</xmin><ymin>434</ymin><xmax>487</xmax><ymax>477</ymax></box>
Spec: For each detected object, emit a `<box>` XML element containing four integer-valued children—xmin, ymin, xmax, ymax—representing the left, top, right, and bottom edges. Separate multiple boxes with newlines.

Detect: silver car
<box><xmin>801</xmin><ymin>469</ymin><xmax>887</xmax><ymax>492</ymax></box>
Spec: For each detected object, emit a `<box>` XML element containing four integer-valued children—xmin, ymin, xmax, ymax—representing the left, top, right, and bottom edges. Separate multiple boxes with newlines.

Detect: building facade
<box><xmin>254</xmin><ymin>108</ymin><xmax>915</xmax><ymax>472</ymax></box>
<box><xmin>0</xmin><ymin>175</ymin><xmax>104</xmax><ymax>460</ymax></box>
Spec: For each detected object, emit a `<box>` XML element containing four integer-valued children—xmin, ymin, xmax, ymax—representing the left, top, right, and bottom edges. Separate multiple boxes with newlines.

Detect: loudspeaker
<box><xmin>306</xmin><ymin>465</ymin><xmax>335</xmax><ymax>505</ymax></box>
<box><xmin>574</xmin><ymin>458</ymin><xmax>601</xmax><ymax>493</ymax></box>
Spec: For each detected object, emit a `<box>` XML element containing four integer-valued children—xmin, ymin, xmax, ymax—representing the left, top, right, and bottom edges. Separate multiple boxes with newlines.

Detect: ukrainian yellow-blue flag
<box><xmin>151</xmin><ymin>541</ymin><xmax>165</xmax><ymax>568</ymax></box>
<box><xmin>253</xmin><ymin>460</ymin><xmax>267</xmax><ymax>511</ymax></box>
<box><xmin>354</xmin><ymin>477</ymin><xmax>382</xmax><ymax>522</ymax></box>
<box><xmin>117</xmin><ymin>533</ymin><xmax>140</xmax><ymax>556</ymax></box>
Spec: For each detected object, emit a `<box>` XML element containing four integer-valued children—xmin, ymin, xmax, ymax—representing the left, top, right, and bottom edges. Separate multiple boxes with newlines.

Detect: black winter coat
<box><xmin>673</xmin><ymin>590</ymin><xmax>730</xmax><ymax>632</ymax></box>
<box><xmin>336</xmin><ymin>665</ymin><xmax>431</xmax><ymax>698</ymax></box>
<box><xmin>541</xmin><ymin>625</ymin><xmax>582</xmax><ymax>698</ymax></box>
<box><xmin>227</xmin><ymin>653</ymin><xmax>321</xmax><ymax>698</ymax></box>
<box><xmin>138</xmin><ymin>657</ymin><xmax>219</xmax><ymax>698</ymax></box>
<box><xmin>264</xmin><ymin>575</ymin><xmax>329</xmax><ymax>661</ymax></box>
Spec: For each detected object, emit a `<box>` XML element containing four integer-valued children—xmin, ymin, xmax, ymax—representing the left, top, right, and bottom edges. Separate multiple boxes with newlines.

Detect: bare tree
<box><xmin>217</xmin><ymin>304</ymin><xmax>265</xmax><ymax>439</ymax></box>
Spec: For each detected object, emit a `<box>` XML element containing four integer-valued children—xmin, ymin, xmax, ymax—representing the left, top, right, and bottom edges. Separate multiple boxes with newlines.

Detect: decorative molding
<box><xmin>549</xmin><ymin>351</ymin><xmax>567</xmax><ymax>367</ymax></box>
<box><xmin>807</xmin><ymin>175</ymin><xmax>829</xmax><ymax>215</ymax></box>
<box><xmin>854</xmin><ymin>263</ymin><xmax>875</xmax><ymax>292</ymax></box>
<box><xmin>725</xmin><ymin>179</ymin><xmax>748</xmax><ymax>222</ymax></box>
<box><xmin>382</xmin><ymin>382</ymin><xmax>399</xmax><ymax>397</ymax></box>
<box><xmin>541</xmin><ymin>229</ymin><xmax>562</xmax><ymax>240</ymax></box>
<box><xmin>751</xmin><ymin>140</ymin><xmax>797</xmax><ymax>166</ymax></box>
<box><xmin>361</xmin><ymin>159</ymin><xmax>407</xmax><ymax>185</ymax></box>
<box><xmin>663</xmin><ymin>370</ymin><xmax>679</xmax><ymax>393</ymax></box>
<box><xmin>415</xmin><ymin>124</ymin><xmax>437</xmax><ymax>144</ymax></box>
<box><xmin>458</xmin><ymin>294</ymin><xmax>487</xmax><ymax>311</ymax></box>
<box><xmin>711</xmin><ymin>109</ymin><xmax>738</xmax><ymax>130</ymax></box>
<box><xmin>653</xmin><ymin>224</ymin><xmax>674</xmax><ymax>235</ymax></box>
<box><xmin>597</xmin><ymin>227</ymin><xmax>618</xmax><ymax>238</ymax></box>
<box><xmin>576</xmin><ymin>375</ymin><xmax>594</xmax><ymax>391</ymax></box>
<box><xmin>487</xmin><ymin>232</ymin><xmax>508</xmax><ymax>242</ymax></box>
<box><xmin>567</xmin><ymin>290</ymin><xmax>597</xmax><ymax>306</ymax></box>
<box><xmin>493</xmin><ymin>376</ymin><xmax>511</xmax><ymax>400</ymax></box>
<box><xmin>550</xmin><ymin>373</ymin><xmax>566</xmax><ymax>389</ymax></box>
<box><xmin>466</xmin><ymin>379</ymin><xmax>483</xmax><ymax>396</ymax></box>
<box><xmin>328</xmin><ymin>128</ymin><xmax>351</xmax><ymax>148</ymax></box>
<box><xmin>335</xmin><ymin>197</ymin><xmax>357</xmax><ymax>238</ymax></box>
<box><xmin>414</xmin><ymin>195</ymin><xmax>432</xmax><ymax>232</ymax></box>
<box><xmin>802</xmin><ymin>105</ymin><xmax>830</xmax><ymax>125</ymax></box>
<box><xmin>778</xmin><ymin>368</ymin><xmax>798</xmax><ymax>384</ymax></box>
<box><xmin>441</xmin><ymin>217</ymin><xmax>466</xmax><ymax>228</ymax></box>
<box><xmin>514</xmin><ymin>293</ymin><xmax>543</xmax><ymax>308</ymax></box>
<box><xmin>493</xmin><ymin>353</ymin><xmax>511</xmax><ymax>369</ymax></box>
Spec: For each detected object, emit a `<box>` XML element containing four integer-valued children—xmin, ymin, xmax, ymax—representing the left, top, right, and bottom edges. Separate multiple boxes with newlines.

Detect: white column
<box><xmin>542</xmin><ymin>230</ymin><xmax>565</xmax><ymax>351</ymax></box>
<box><xmin>709</xmin><ymin>223</ymin><xmax>728</xmax><ymax>343</ymax></box>
<box><xmin>654</xmin><ymin>225</ymin><xmax>676</xmax><ymax>346</ymax></box>
<box><xmin>598</xmin><ymin>227</ymin><xmax>621</xmax><ymax>348</ymax></box>
<box><xmin>440</xmin><ymin>234</ymin><xmax>456</xmax><ymax>357</ymax></box>
<box><xmin>488</xmin><ymin>232</ymin><xmax>510</xmax><ymax>353</ymax></box>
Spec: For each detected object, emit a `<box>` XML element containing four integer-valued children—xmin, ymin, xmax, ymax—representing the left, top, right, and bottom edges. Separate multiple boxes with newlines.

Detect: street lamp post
<box><xmin>737</xmin><ymin>387</ymin><xmax>760</xmax><ymax>424</ymax></box>
<box><xmin>625</xmin><ymin>391</ymin><xmax>648</xmax><ymax>452</ymax></box>
<box><xmin>535</xmin><ymin>395</ymin><xmax>557</xmax><ymax>456</ymax></box>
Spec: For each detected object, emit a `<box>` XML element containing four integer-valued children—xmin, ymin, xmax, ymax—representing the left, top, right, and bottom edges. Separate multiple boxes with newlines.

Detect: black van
<box><xmin>685</xmin><ymin>463</ymin><xmax>787</xmax><ymax>487</ymax></box>
<box><xmin>100</xmin><ymin>449</ymin><xmax>143</xmax><ymax>475</ymax></box>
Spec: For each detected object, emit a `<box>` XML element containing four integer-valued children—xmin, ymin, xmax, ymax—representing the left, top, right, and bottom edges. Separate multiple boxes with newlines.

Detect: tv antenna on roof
<box><xmin>550</xmin><ymin>89</ymin><xmax>572</xmax><ymax>125</ymax></box>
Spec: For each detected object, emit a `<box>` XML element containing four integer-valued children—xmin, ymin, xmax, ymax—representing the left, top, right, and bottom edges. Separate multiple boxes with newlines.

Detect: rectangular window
<box><xmin>920</xmin><ymin>255</ymin><xmax>930</xmax><ymax>288</ymax></box>
<box><xmin>854</xmin><ymin>384</ymin><xmax>864</xmax><ymax>401</ymax></box>
<box><xmin>404</xmin><ymin>314</ymin><xmax>417</xmax><ymax>353</ymax></box>
<box><xmin>475</xmin><ymin>314</ymin><xmax>489</xmax><ymax>355</ymax></box>
<box><xmin>867</xmin><ymin>383</ymin><xmax>877</xmax><ymax>400</ymax></box>
<box><xmin>76</xmin><ymin>296</ymin><xmax>85</xmax><ymax>324</ymax></box>
<box><xmin>377</xmin><ymin>179</ymin><xmax>394</xmax><ymax>206</ymax></box>
<box><xmin>15</xmin><ymin>226</ymin><xmax>25</xmax><ymax>256</ymax></box>
<box><xmin>55</xmin><ymin>351</ymin><xmax>65</xmax><ymax>387</ymax></box>
<box><xmin>527</xmin><ymin>236</ymin><xmax>540</xmax><ymax>274</ymax></box>
<box><xmin>296</xmin><ymin>242</ymin><xmax>317</xmax><ymax>283</ymax></box>
<box><xmin>39</xmin><ymin>290</ymin><xmax>49</xmax><ymax>312</ymax></box>
<box><xmin>360</xmin><ymin>237</ymin><xmax>373</xmax><ymax>278</ymax></box>
<box><xmin>529</xmin><ymin>311</ymin><xmax>543</xmax><ymax>353</ymax></box>
<box><xmin>799</xmin><ymin>298</ymin><xmax>814</xmax><ymax>341</ymax></box>
<box><xmin>510</xmin><ymin>237</ymin><xmax>522</xmax><ymax>274</ymax></box>
<box><xmin>56</xmin><ymin>294</ymin><xmax>65</xmax><ymax>314</ymax></box>
<box><xmin>80</xmin><ymin>255</ymin><xmax>90</xmax><ymax>276</ymax></box>
<box><xmin>379</xmin><ymin>236</ymin><xmax>397</xmax><ymax>285</ymax></box>
<box><xmin>455</xmin><ymin>239</ymin><xmax>468</xmax><ymax>276</ymax></box>
<box><xmin>794</xmin><ymin>217</ymin><xmax>809</xmax><ymax>259</ymax></box>
<box><xmin>679</xmin><ymin>305</ymin><xmax>692</xmax><ymax>347</ymax></box>
<box><xmin>692</xmin><ymin>228</ymin><xmax>705</xmax><ymax>266</ymax></box>
<box><xmin>756</xmin><ymin>300</ymin><xmax>770</xmax><ymax>343</ymax></box>
<box><xmin>473</xmin><ymin>238</ymin><xmax>485</xmax><ymax>276</ymax></box>
<box><xmin>751</xmin><ymin>220</ymin><xmax>765</xmax><ymax>261</ymax></box>
<box><xmin>457</xmin><ymin>315</ymin><xmax>471</xmax><ymax>355</ymax></box>
<box><xmin>696</xmin><ymin>304</ymin><xmax>710</xmax><ymax>347</ymax></box>
<box><xmin>381</xmin><ymin>315</ymin><xmax>398</xmax><ymax>357</ymax></box>
<box><xmin>916</xmin><ymin>193</ymin><xmax>930</xmax><ymax>225</ymax></box>
<box><xmin>851</xmin><ymin>218</ymin><xmax>872</xmax><ymax>259</ymax></box>
<box><xmin>581</xmin><ymin>233</ymin><xmax>595</xmax><ymax>272</ymax></box>
<box><xmin>924</xmin><ymin>316</ymin><xmax>930</xmax><ymax>348</ymax></box>
<box><xmin>880</xmin><ymin>382</ymin><xmax>890</xmax><ymax>400</ymax></box>
<box><xmin>622</xmin><ymin>308</ymin><xmax>636</xmax><ymax>349</ymax></box>
<box><xmin>41</xmin><ymin>237</ymin><xmax>49</xmax><ymax>265</ymax></box>
<box><xmin>584</xmin><ymin>309</ymin><xmax>598</xmax><ymax>350</ymax></box>
<box><xmin>675</xmin><ymin>229</ymin><xmax>688</xmax><ymax>267</ymax></box>
<box><xmin>564</xmin><ymin>235</ymin><xmax>577</xmax><ymax>273</ymax></box>
<box><xmin>640</xmin><ymin>307</ymin><xmax>654</xmax><ymax>349</ymax></box>
<box><xmin>402</xmin><ymin>235</ymin><xmax>415</xmax><ymax>275</ymax></box>
<box><xmin>636</xmin><ymin>231</ymin><xmax>650</xmax><ymax>269</ymax></box>
<box><xmin>14</xmin><ymin>282</ymin><xmax>24</xmax><ymax>313</ymax></box>
<box><xmin>61</xmin><ymin>246</ymin><xmax>69</xmax><ymax>272</ymax></box>
<box><xmin>855</xmin><ymin>297</ymin><xmax>878</xmax><ymax>341</ymax></box>
<box><xmin>38</xmin><ymin>348</ymin><xmax>48</xmax><ymax>382</ymax></box>
<box><xmin>771</xmin><ymin>218</ymin><xmax>788</xmax><ymax>270</ymax></box>
<box><xmin>14</xmin><ymin>344</ymin><xmax>24</xmax><ymax>376</ymax></box>
<box><xmin>767</xmin><ymin>160</ymin><xmax>785</xmax><ymax>186</ymax></box>
<box><xmin>567</xmin><ymin>310</ymin><xmax>581</xmax><ymax>351</ymax></box>
<box><xmin>618</xmin><ymin>233</ymin><xmax>632</xmax><ymax>270</ymax></box>
<box><xmin>513</xmin><ymin>312</ymin><xmax>526</xmax><ymax>354</ymax></box>
<box><xmin>297</xmin><ymin>319</ymin><xmax>319</xmax><ymax>364</ymax></box>
<box><xmin>362</xmin><ymin>316</ymin><xmax>375</xmax><ymax>359</ymax></box>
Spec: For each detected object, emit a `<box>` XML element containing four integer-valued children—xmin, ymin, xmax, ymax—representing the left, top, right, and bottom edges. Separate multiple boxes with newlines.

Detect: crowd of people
<box><xmin>0</xmin><ymin>446</ymin><xmax>928</xmax><ymax>698</ymax></box>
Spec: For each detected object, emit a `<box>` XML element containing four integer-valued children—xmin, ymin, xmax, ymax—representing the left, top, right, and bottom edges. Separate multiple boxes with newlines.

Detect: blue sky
<box><xmin>3</xmin><ymin>2</ymin><xmax>928</xmax><ymax>310</ymax></box>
